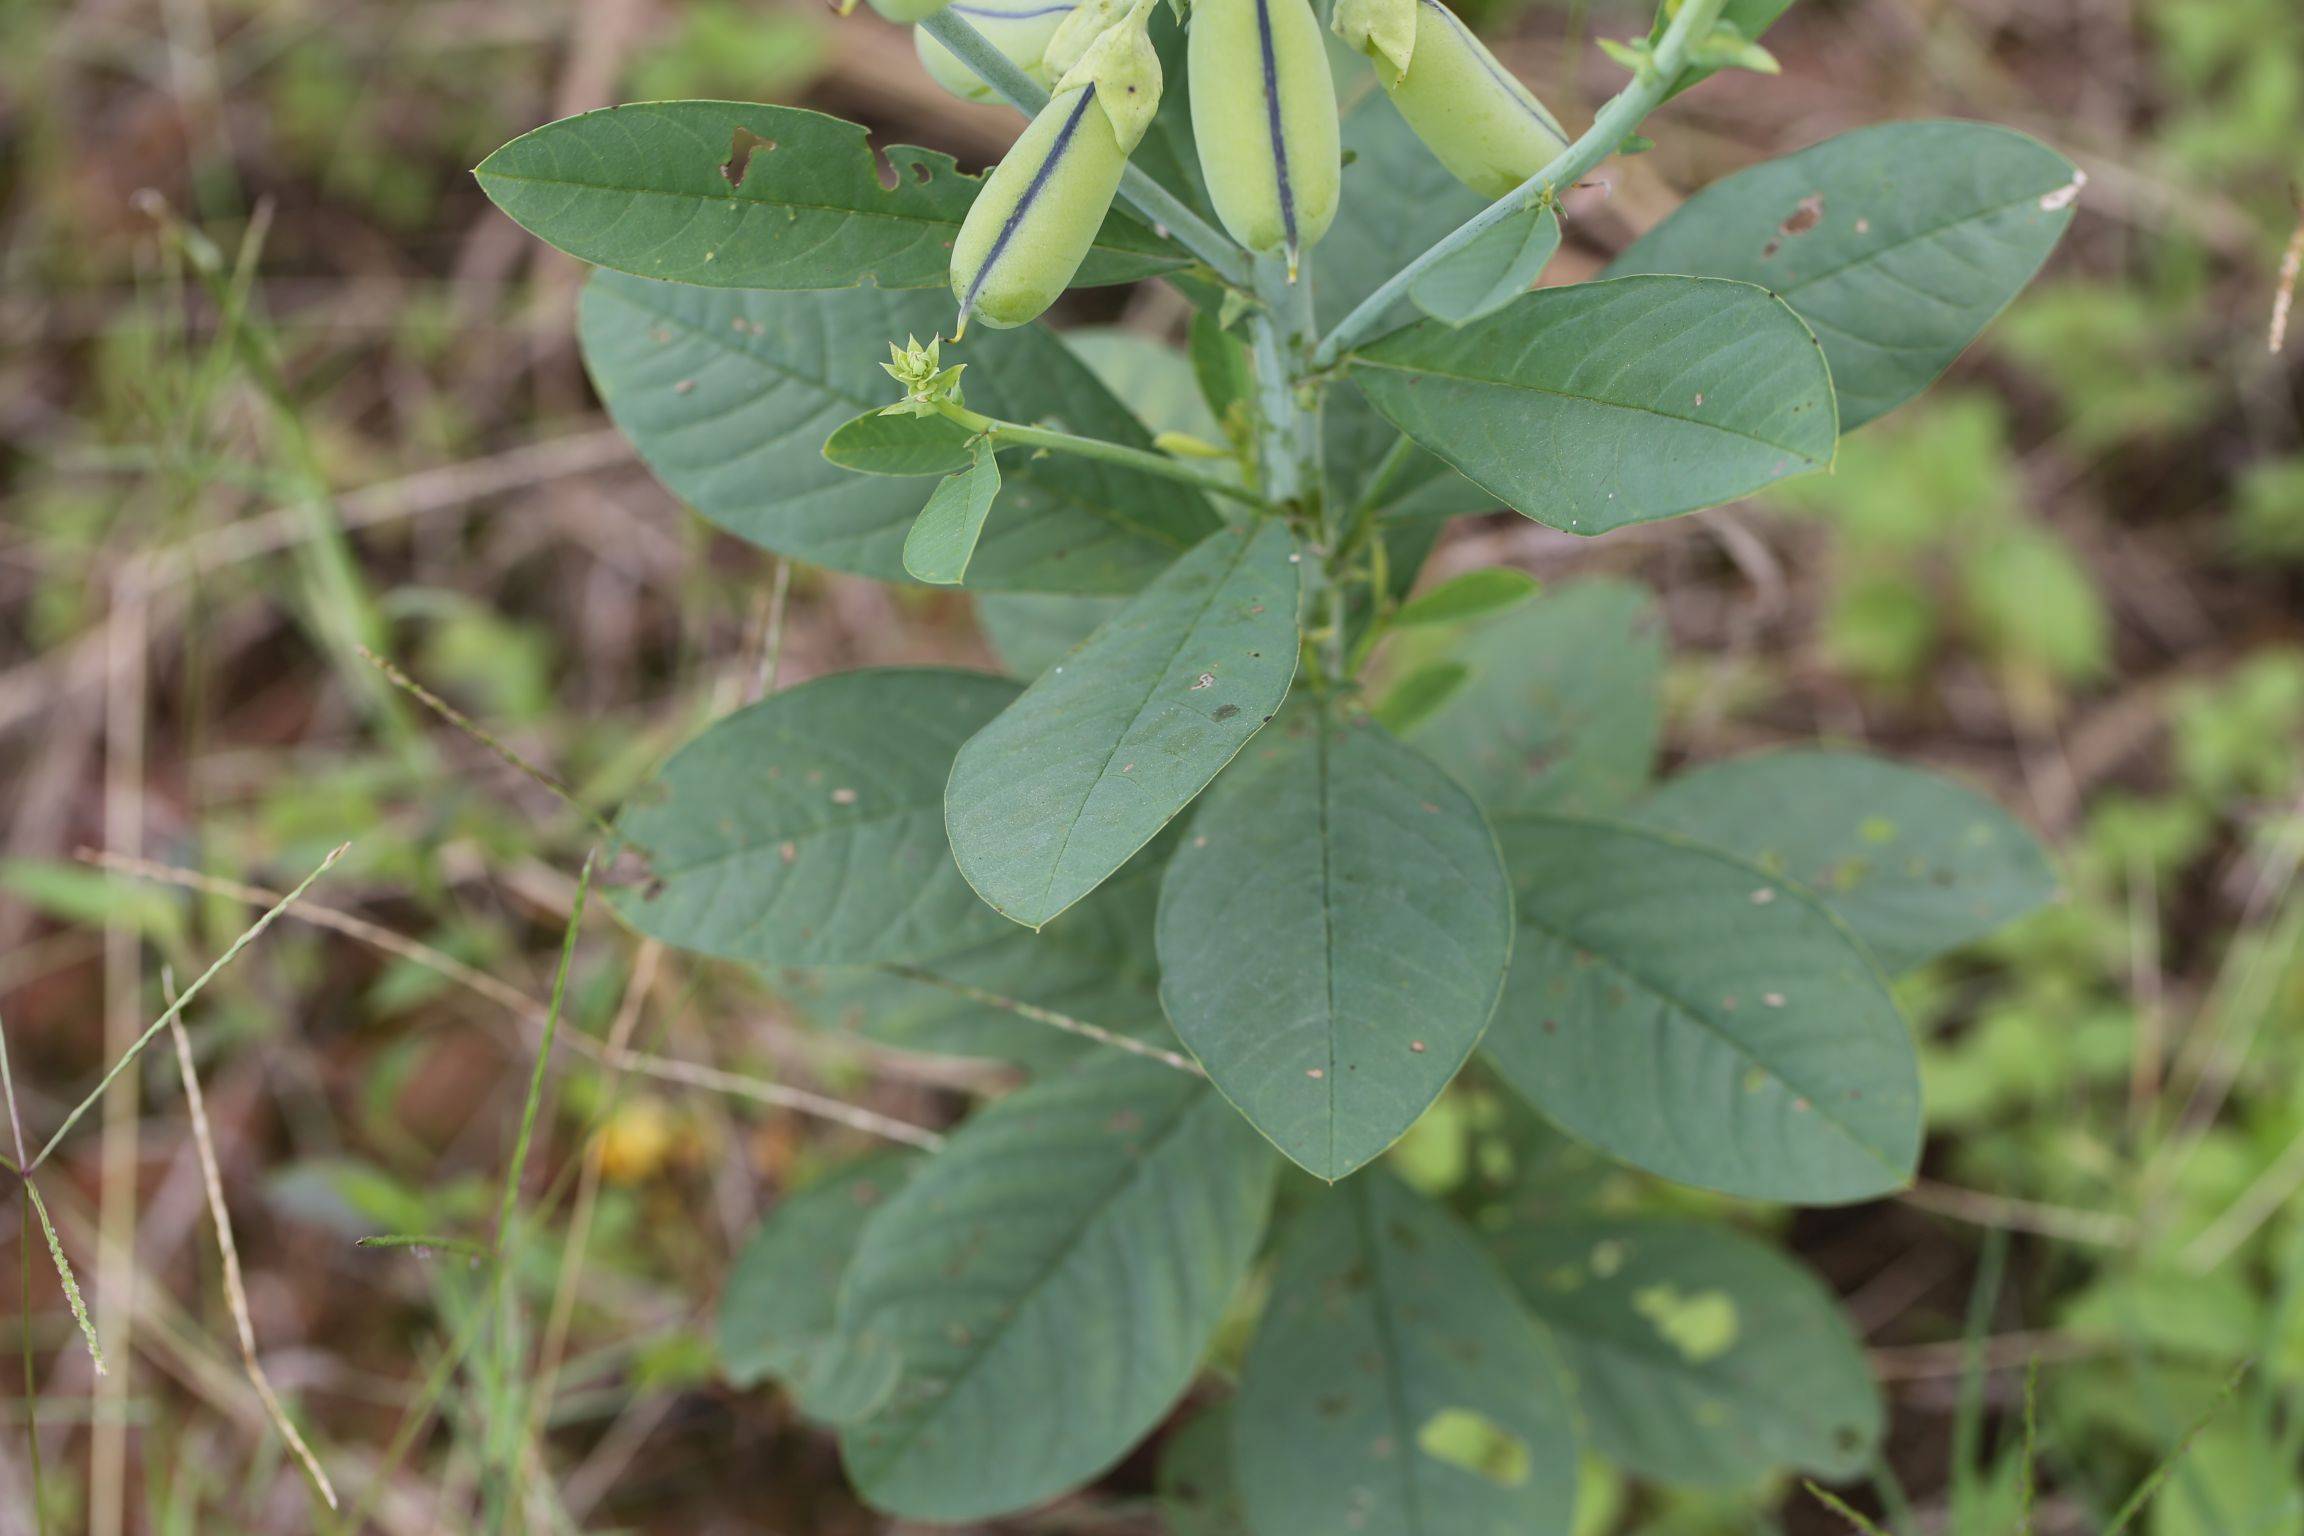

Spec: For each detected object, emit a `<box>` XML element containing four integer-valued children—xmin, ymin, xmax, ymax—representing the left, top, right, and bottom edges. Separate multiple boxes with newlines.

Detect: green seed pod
<box><xmin>1345</xmin><ymin>0</ymin><xmax>1569</xmax><ymax>199</ymax></box>
<box><xmin>949</xmin><ymin>86</ymin><xmax>1131</xmax><ymax>332</ymax></box>
<box><xmin>916</xmin><ymin>0</ymin><xmax>1078</xmax><ymax>104</ymax></box>
<box><xmin>1187</xmin><ymin>0</ymin><xmax>1340</xmax><ymax>273</ymax></box>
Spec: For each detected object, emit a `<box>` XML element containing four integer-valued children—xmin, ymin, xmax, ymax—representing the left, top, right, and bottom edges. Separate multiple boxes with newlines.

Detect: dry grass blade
<box><xmin>165</xmin><ymin>1014</ymin><xmax>340</xmax><ymax>1509</ymax></box>
<box><xmin>879</xmin><ymin>967</ymin><xmax>1206</xmax><ymax>1077</ymax></box>
<box><xmin>80</xmin><ymin>851</ymin><xmax>949</xmax><ymax>1148</ymax></box>
<box><xmin>34</xmin><ymin>843</ymin><xmax>348</xmax><ymax>1169</ymax></box>
<box><xmin>2272</xmin><ymin>197</ymin><xmax>2303</xmax><ymax>353</ymax></box>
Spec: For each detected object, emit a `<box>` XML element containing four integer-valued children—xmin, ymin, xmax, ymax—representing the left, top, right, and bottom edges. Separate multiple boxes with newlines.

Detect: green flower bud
<box><xmin>1349</xmin><ymin>0</ymin><xmax>1569</xmax><ymax>199</ymax></box>
<box><xmin>1042</xmin><ymin>0</ymin><xmax>1131</xmax><ymax>79</ymax></box>
<box><xmin>916</xmin><ymin>0</ymin><xmax>1078</xmax><ymax>104</ymax></box>
<box><xmin>1187</xmin><ymin>0</ymin><xmax>1340</xmax><ymax>274</ymax></box>
<box><xmin>949</xmin><ymin>85</ymin><xmax>1132</xmax><ymax>333</ymax></box>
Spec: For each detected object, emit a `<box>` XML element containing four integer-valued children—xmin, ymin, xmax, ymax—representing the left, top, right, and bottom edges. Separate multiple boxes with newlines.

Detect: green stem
<box><xmin>915</xmin><ymin>10</ymin><xmax>1254</xmax><ymax>291</ymax></box>
<box><xmin>1310</xmin><ymin>0</ymin><xmax>1733</xmax><ymax>369</ymax></box>
<box><xmin>1243</xmin><ymin>255</ymin><xmax>1336</xmax><ymax>685</ymax></box>
<box><xmin>933</xmin><ymin>402</ymin><xmax>1262</xmax><ymax>506</ymax></box>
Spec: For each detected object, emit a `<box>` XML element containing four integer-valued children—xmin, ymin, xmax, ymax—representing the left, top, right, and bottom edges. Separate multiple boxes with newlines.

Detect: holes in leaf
<box><xmin>722</xmin><ymin>128</ymin><xmax>777</xmax><ymax>189</ymax></box>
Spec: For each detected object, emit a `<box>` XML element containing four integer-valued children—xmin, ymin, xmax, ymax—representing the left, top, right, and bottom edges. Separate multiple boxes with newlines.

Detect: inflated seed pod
<box><xmin>916</xmin><ymin>0</ymin><xmax>1077</xmax><ymax>104</ymax></box>
<box><xmin>1344</xmin><ymin>0</ymin><xmax>1568</xmax><ymax>199</ymax></box>
<box><xmin>1187</xmin><ymin>0</ymin><xmax>1340</xmax><ymax>272</ymax></box>
<box><xmin>951</xmin><ymin>0</ymin><xmax>1162</xmax><ymax>332</ymax></box>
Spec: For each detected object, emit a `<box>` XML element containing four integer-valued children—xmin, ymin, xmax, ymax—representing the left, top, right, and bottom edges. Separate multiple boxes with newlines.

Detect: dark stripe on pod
<box><xmin>1254</xmin><ymin>0</ymin><xmax>1299</xmax><ymax>253</ymax></box>
<box><xmin>1420</xmin><ymin>0</ymin><xmax>1563</xmax><ymax>139</ymax></box>
<box><xmin>963</xmin><ymin>86</ymin><xmax>1099</xmax><ymax>320</ymax></box>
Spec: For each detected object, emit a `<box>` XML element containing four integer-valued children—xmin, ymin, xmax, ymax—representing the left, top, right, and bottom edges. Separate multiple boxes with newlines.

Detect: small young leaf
<box><xmin>1410</xmin><ymin>204</ymin><xmax>1563</xmax><ymax>326</ymax></box>
<box><xmin>1610</xmin><ymin>121</ymin><xmax>2080</xmax><ymax>430</ymax></box>
<box><xmin>1482</xmin><ymin>815</ymin><xmax>1922</xmax><ymax>1203</ymax></box>
<box><xmin>717</xmin><ymin>1151</ymin><xmax>923</xmax><ymax>1412</ymax></box>
<box><xmin>1636</xmin><ymin>749</ymin><xmax>2059</xmax><ymax>971</ymax></box>
<box><xmin>1401</xmin><ymin>578</ymin><xmax>1664</xmax><ymax>817</ymax></box>
<box><xmin>822</xmin><ymin>410</ymin><xmax>979</xmax><ymax>477</ymax></box>
<box><xmin>1374</xmin><ymin>660</ymin><xmax>1471</xmax><ymax>736</ymax></box>
<box><xmin>1390</xmin><ymin>567</ymin><xmax>1541</xmax><ymax>628</ymax></box>
<box><xmin>613</xmin><ymin>668</ymin><xmax>1022</xmax><ymax>968</ymax></box>
<box><xmin>1347</xmin><ymin>276</ymin><xmax>1838</xmax><ymax>535</ymax></box>
<box><xmin>1234</xmin><ymin>1172</ymin><xmax>1580</xmax><ymax>1536</ymax></box>
<box><xmin>475</xmin><ymin>101</ymin><xmax>1181</xmax><ymax>291</ymax></box>
<box><xmin>1188</xmin><ymin>308</ymin><xmax>1255</xmax><ymax>423</ymax></box>
<box><xmin>946</xmin><ymin>519</ymin><xmax>1302</xmax><ymax>931</ymax></box>
<box><xmin>1493</xmin><ymin>1216</ymin><xmax>1882</xmax><ymax>1486</ymax></box>
<box><xmin>834</xmin><ymin>1056</ymin><xmax>1278</xmax><ymax>1521</ymax></box>
<box><xmin>580</xmin><ymin>273</ymin><xmax>1220</xmax><ymax>592</ymax></box>
<box><xmin>1156</xmin><ymin>713</ymin><xmax>1514</xmax><ymax>1181</ymax></box>
<box><xmin>903</xmin><ymin>446</ymin><xmax>1003</xmax><ymax>585</ymax></box>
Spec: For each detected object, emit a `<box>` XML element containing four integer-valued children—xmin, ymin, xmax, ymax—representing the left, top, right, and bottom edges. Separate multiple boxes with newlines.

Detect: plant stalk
<box><xmin>1311</xmin><ymin>0</ymin><xmax>1734</xmax><ymax>369</ymax></box>
<box><xmin>916</xmin><ymin>10</ymin><xmax>1254</xmax><ymax>291</ymax></box>
<box><xmin>933</xmin><ymin>403</ymin><xmax>1261</xmax><ymax>505</ymax></box>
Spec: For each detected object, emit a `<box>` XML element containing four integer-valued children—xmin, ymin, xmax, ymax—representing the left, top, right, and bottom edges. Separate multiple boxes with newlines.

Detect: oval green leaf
<box><xmin>1410</xmin><ymin>204</ymin><xmax>1562</xmax><ymax>327</ymax></box>
<box><xmin>903</xmin><ymin>445</ymin><xmax>1004</xmax><ymax>586</ymax></box>
<box><xmin>1391</xmin><ymin>567</ymin><xmax>1541</xmax><ymax>629</ymax></box>
<box><xmin>1156</xmin><ymin>714</ymin><xmax>1513</xmax><ymax>1181</ymax></box>
<box><xmin>1398</xmin><ymin>578</ymin><xmax>1664</xmax><ymax>817</ymax></box>
<box><xmin>612</xmin><ymin>668</ymin><xmax>1021</xmax><ymax>968</ymax></box>
<box><xmin>1492</xmin><ymin>1216</ymin><xmax>1883</xmax><ymax>1486</ymax></box>
<box><xmin>1637</xmin><ymin>748</ymin><xmax>2058</xmax><ymax>972</ymax></box>
<box><xmin>822</xmin><ymin>410</ymin><xmax>979</xmax><ymax>477</ymax></box>
<box><xmin>946</xmin><ymin>519</ymin><xmax>1303</xmax><ymax>931</ymax></box>
<box><xmin>717</xmin><ymin>1151</ymin><xmax>922</xmax><ymax>1415</ymax></box>
<box><xmin>834</xmin><ymin>1055</ymin><xmax>1278</xmax><ymax>1521</ymax></box>
<box><xmin>579</xmin><ymin>271</ymin><xmax>1221</xmax><ymax>590</ymax></box>
<box><xmin>476</xmin><ymin>100</ymin><xmax>1181</xmax><ymax>290</ymax></box>
<box><xmin>1346</xmin><ymin>275</ymin><xmax>1838</xmax><ymax>534</ymax></box>
<box><xmin>1234</xmin><ymin>1171</ymin><xmax>1580</xmax><ymax>1536</ymax></box>
<box><xmin>1483</xmin><ymin>815</ymin><xmax>1922</xmax><ymax>1203</ymax></box>
<box><xmin>1610</xmin><ymin>120</ymin><xmax>2080</xmax><ymax>430</ymax></box>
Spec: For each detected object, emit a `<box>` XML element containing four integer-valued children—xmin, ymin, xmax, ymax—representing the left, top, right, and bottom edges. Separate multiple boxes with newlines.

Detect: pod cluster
<box><xmin>885</xmin><ymin>0</ymin><xmax>1570</xmax><ymax>331</ymax></box>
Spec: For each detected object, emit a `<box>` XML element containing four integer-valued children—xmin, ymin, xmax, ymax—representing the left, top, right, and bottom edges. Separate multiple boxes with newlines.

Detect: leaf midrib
<box><xmin>1347</xmin><ymin>350</ymin><xmax>1828</xmax><ymax>463</ymax></box>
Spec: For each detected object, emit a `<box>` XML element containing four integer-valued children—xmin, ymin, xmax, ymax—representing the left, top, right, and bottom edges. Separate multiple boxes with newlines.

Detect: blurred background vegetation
<box><xmin>0</xmin><ymin>0</ymin><xmax>2300</xmax><ymax>1529</ymax></box>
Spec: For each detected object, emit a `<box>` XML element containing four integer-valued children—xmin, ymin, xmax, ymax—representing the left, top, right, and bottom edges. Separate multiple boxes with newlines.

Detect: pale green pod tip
<box><xmin>1380</xmin><ymin>0</ymin><xmax>1569</xmax><ymax>200</ymax></box>
<box><xmin>1187</xmin><ymin>0</ymin><xmax>1341</xmax><ymax>270</ymax></box>
<box><xmin>949</xmin><ymin>85</ymin><xmax>1132</xmax><ymax>334</ymax></box>
<box><xmin>1043</xmin><ymin>0</ymin><xmax>1131</xmax><ymax>79</ymax></box>
<box><xmin>1053</xmin><ymin>0</ymin><xmax>1164</xmax><ymax>150</ymax></box>
<box><xmin>916</xmin><ymin>0</ymin><xmax>1077</xmax><ymax>104</ymax></box>
<box><xmin>1333</xmin><ymin>0</ymin><xmax>1415</xmax><ymax>82</ymax></box>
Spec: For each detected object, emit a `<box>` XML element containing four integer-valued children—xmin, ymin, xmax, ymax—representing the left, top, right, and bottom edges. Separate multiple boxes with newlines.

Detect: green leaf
<box><xmin>1637</xmin><ymin>749</ymin><xmax>2058</xmax><ymax>972</ymax></box>
<box><xmin>975</xmin><ymin>591</ymin><xmax>1127</xmax><ymax>678</ymax></box>
<box><xmin>1492</xmin><ymin>1216</ymin><xmax>1882</xmax><ymax>1486</ymax></box>
<box><xmin>781</xmin><ymin>837</ymin><xmax>1171</xmax><ymax>1069</ymax></box>
<box><xmin>1318</xmin><ymin>83</ymin><xmax>1489</xmax><ymax>336</ymax></box>
<box><xmin>1156</xmin><ymin>713</ymin><xmax>1513</xmax><ymax>1181</ymax></box>
<box><xmin>1482</xmin><ymin>815</ymin><xmax>1922</xmax><ymax>1203</ymax></box>
<box><xmin>946</xmin><ymin>519</ymin><xmax>1303</xmax><ymax>930</ymax></box>
<box><xmin>579</xmin><ymin>271</ymin><xmax>1221</xmax><ymax>591</ymax></box>
<box><xmin>1234</xmin><ymin>1172</ymin><xmax>1580</xmax><ymax>1536</ymax></box>
<box><xmin>717</xmin><ymin>1151</ymin><xmax>922</xmax><ymax>1414</ymax></box>
<box><xmin>1411</xmin><ymin>204</ymin><xmax>1562</xmax><ymax>326</ymax></box>
<box><xmin>1400</xmin><ymin>578</ymin><xmax>1664</xmax><ymax>816</ymax></box>
<box><xmin>1347</xmin><ymin>276</ymin><xmax>1838</xmax><ymax>534</ymax></box>
<box><xmin>821</xmin><ymin>410</ymin><xmax>978</xmax><ymax>477</ymax></box>
<box><xmin>1374</xmin><ymin>660</ymin><xmax>1471</xmax><ymax>736</ymax></box>
<box><xmin>1610</xmin><ymin>121</ymin><xmax>2080</xmax><ymax>430</ymax></box>
<box><xmin>834</xmin><ymin>1055</ymin><xmax>1278</xmax><ymax>1521</ymax></box>
<box><xmin>1160</xmin><ymin>1403</ymin><xmax>1250</xmax><ymax>1536</ymax></box>
<box><xmin>1189</xmin><ymin>309</ymin><xmax>1254</xmax><ymax>424</ymax></box>
<box><xmin>904</xmin><ymin>446</ymin><xmax>1003</xmax><ymax>585</ymax></box>
<box><xmin>1391</xmin><ymin>567</ymin><xmax>1541</xmax><ymax>629</ymax></box>
<box><xmin>612</xmin><ymin>668</ymin><xmax>1021</xmax><ymax>968</ymax></box>
<box><xmin>475</xmin><ymin>100</ymin><xmax>1180</xmax><ymax>291</ymax></box>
